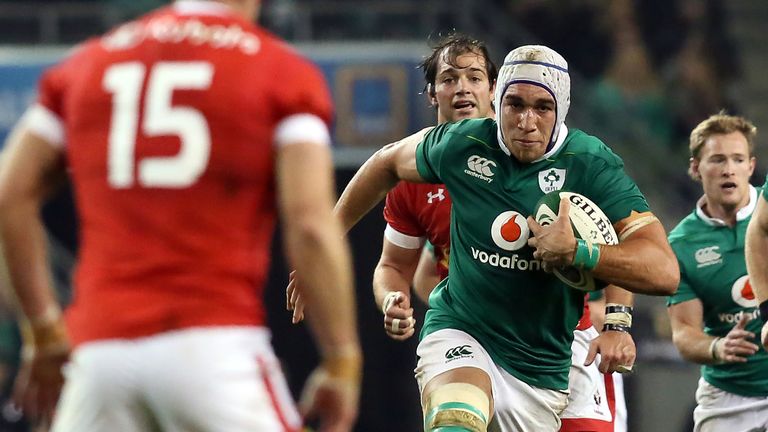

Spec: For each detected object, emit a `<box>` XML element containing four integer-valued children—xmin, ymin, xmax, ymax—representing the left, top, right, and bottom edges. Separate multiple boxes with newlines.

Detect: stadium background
<box><xmin>0</xmin><ymin>0</ymin><xmax>766</xmax><ymax>430</ymax></box>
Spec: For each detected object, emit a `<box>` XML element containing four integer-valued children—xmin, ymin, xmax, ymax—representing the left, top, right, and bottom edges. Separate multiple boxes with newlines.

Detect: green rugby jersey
<box><xmin>415</xmin><ymin>118</ymin><xmax>649</xmax><ymax>390</ymax></box>
<box><xmin>667</xmin><ymin>186</ymin><xmax>768</xmax><ymax>397</ymax></box>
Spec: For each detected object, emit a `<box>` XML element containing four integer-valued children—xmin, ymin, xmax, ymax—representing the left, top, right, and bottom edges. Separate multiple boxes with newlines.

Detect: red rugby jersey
<box><xmin>29</xmin><ymin>1</ymin><xmax>333</xmax><ymax>346</ymax></box>
<box><xmin>383</xmin><ymin>182</ymin><xmax>451</xmax><ymax>280</ymax></box>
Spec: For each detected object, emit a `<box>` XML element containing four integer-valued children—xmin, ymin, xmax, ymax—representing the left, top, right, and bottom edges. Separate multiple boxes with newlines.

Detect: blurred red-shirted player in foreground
<box><xmin>0</xmin><ymin>1</ymin><xmax>361</xmax><ymax>431</ymax></box>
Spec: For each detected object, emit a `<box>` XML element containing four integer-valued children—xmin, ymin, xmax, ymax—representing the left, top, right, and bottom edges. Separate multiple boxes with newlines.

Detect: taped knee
<box><xmin>424</xmin><ymin>383</ymin><xmax>490</xmax><ymax>432</ymax></box>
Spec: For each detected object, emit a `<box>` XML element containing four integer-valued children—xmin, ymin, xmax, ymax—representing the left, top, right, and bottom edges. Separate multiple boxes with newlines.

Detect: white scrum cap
<box><xmin>495</xmin><ymin>45</ymin><xmax>570</xmax><ymax>152</ymax></box>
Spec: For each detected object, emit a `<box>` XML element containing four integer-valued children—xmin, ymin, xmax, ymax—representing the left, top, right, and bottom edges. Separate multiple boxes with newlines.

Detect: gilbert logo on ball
<box><xmin>534</xmin><ymin>191</ymin><xmax>618</xmax><ymax>291</ymax></box>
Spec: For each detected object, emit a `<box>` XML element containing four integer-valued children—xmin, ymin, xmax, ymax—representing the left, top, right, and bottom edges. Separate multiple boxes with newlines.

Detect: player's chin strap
<box><xmin>424</xmin><ymin>383</ymin><xmax>490</xmax><ymax>432</ymax></box>
<box><xmin>603</xmin><ymin>303</ymin><xmax>633</xmax><ymax>373</ymax></box>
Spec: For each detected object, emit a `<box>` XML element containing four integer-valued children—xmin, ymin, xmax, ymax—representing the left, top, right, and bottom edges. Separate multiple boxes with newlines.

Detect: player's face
<box><xmin>431</xmin><ymin>51</ymin><xmax>494</xmax><ymax>124</ymax></box>
<box><xmin>693</xmin><ymin>131</ymin><xmax>755</xmax><ymax>210</ymax></box>
<box><xmin>500</xmin><ymin>83</ymin><xmax>556</xmax><ymax>163</ymax></box>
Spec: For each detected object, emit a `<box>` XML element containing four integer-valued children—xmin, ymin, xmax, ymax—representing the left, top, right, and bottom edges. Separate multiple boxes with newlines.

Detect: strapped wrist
<box><xmin>382</xmin><ymin>291</ymin><xmax>399</xmax><ymax>315</ymax></box>
<box><xmin>604</xmin><ymin>303</ymin><xmax>633</xmax><ymax>328</ymax></box>
<box><xmin>19</xmin><ymin>310</ymin><xmax>69</xmax><ymax>355</ymax></box>
<box><xmin>709</xmin><ymin>337</ymin><xmax>723</xmax><ymax>363</ymax></box>
<box><xmin>602</xmin><ymin>323</ymin><xmax>630</xmax><ymax>333</ymax></box>
<box><xmin>572</xmin><ymin>239</ymin><xmax>601</xmax><ymax>270</ymax></box>
<box><xmin>322</xmin><ymin>345</ymin><xmax>362</xmax><ymax>382</ymax></box>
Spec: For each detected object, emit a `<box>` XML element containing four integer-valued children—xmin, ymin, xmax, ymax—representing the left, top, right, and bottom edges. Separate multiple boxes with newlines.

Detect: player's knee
<box><xmin>424</xmin><ymin>383</ymin><xmax>490</xmax><ymax>432</ymax></box>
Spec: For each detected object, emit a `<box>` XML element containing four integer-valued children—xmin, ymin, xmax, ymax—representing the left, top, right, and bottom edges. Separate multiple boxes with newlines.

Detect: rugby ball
<box><xmin>533</xmin><ymin>191</ymin><xmax>618</xmax><ymax>291</ymax></box>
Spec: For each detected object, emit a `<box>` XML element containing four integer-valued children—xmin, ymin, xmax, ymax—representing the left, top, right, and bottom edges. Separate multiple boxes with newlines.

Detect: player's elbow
<box><xmin>670</xmin><ymin>331</ymin><xmax>694</xmax><ymax>361</ymax></box>
<box><xmin>370</xmin><ymin>143</ymin><xmax>401</xmax><ymax>179</ymax></box>
<box><xmin>286</xmin><ymin>210</ymin><xmax>335</xmax><ymax>247</ymax></box>
<box><xmin>646</xmin><ymin>258</ymin><xmax>680</xmax><ymax>296</ymax></box>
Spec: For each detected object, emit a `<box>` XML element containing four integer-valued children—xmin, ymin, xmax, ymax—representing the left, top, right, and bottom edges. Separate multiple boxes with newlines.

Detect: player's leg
<box><xmin>417</xmin><ymin>328</ymin><xmax>567</xmax><ymax>432</ymax></box>
<box><xmin>559</xmin><ymin>327</ymin><xmax>616</xmax><ymax>432</ymax></box>
<box><xmin>692</xmin><ymin>378</ymin><xmax>768</xmax><ymax>432</ymax></box>
<box><xmin>142</xmin><ymin>327</ymin><xmax>301</xmax><ymax>432</ymax></box>
<box><xmin>51</xmin><ymin>341</ymin><xmax>156</xmax><ymax>432</ymax></box>
<box><xmin>489</xmin><ymin>363</ymin><xmax>568</xmax><ymax>432</ymax></box>
<box><xmin>417</xmin><ymin>329</ymin><xmax>493</xmax><ymax>432</ymax></box>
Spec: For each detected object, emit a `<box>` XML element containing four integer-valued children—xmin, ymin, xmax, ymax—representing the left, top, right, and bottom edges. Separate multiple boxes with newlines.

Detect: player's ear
<box><xmin>688</xmin><ymin>157</ymin><xmax>701</xmax><ymax>182</ymax></box>
<box><xmin>427</xmin><ymin>83</ymin><xmax>438</xmax><ymax>107</ymax></box>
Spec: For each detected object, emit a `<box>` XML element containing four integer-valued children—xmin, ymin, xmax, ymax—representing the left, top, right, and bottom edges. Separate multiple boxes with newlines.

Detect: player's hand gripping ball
<box><xmin>533</xmin><ymin>191</ymin><xmax>618</xmax><ymax>291</ymax></box>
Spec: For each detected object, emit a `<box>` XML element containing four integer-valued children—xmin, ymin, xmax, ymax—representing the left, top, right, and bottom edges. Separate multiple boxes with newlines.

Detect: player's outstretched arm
<box><xmin>0</xmin><ymin>125</ymin><xmax>69</xmax><ymax>423</ymax></box>
<box><xmin>286</xmin><ymin>127</ymin><xmax>432</xmax><ymax>324</ymax></box>
<box><xmin>334</xmin><ymin>127</ymin><xmax>432</xmax><ymax>233</ymax></box>
<box><xmin>374</xmin><ymin>238</ymin><xmax>421</xmax><ymax>341</ymax></box>
<box><xmin>591</xmin><ymin>212</ymin><xmax>679</xmax><ymax>295</ymax></box>
<box><xmin>746</xmin><ymin>195</ymin><xmax>768</xmax><ymax>304</ymax></box>
<box><xmin>668</xmin><ymin>299</ymin><xmax>758</xmax><ymax>364</ymax></box>
<box><xmin>746</xmin><ymin>194</ymin><xmax>768</xmax><ymax>349</ymax></box>
<box><xmin>277</xmin><ymin>140</ymin><xmax>361</xmax><ymax>432</ymax></box>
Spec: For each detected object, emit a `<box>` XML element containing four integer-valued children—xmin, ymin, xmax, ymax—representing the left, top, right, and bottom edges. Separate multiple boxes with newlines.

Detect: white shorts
<box><xmin>52</xmin><ymin>327</ymin><xmax>301</xmax><ymax>432</ymax></box>
<box><xmin>560</xmin><ymin>327</ymin><xmax>626</xmax><ymax>432</ymax></box>
<box><xmin>693</xmin><ymin>377</ymin><xmax>768</xmax><ymax>432</ymax></box>
<box><xmin>415</xmin><ymin>329</ymin><xmax>569</xmax><ymax>432</ymax></box>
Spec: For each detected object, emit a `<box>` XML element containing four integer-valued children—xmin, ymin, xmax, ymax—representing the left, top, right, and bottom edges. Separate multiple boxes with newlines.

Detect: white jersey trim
<box><xmin>532</xmin><ymin>124</ymin><xmax>568</xmax><ymax>162</ymax></box>
<box><xmin>173</xmin><ymin>0</ymin><xmax>234</xmax><ymax>16</ymax></box>
<box><xmin>21</xmin><ymin>104</ymin><xmax>65</xmax><ymax>150</ymax></box>
<box><xmin>384</xmin><ymin>224</ymin><xmax>425</xmax><ymax>249</ymax></box>
<box><xmin>695</xmin><ymin>185</ymin><xmax>757</xmax><ymax>226</ymax></box>
<box><xmin>274</xmin><ymin>113</ymin><xmax>330</xmax><ymax>148</ymax></box>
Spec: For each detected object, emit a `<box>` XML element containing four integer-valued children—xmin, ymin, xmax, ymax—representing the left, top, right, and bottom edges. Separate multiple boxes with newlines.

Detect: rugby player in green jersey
<box><xmin>668</xmin><ymin>113</ymin><xmax>768</xmax><ymax>431</ymax></box>
<box><xmin>291</xmin><ymin>36</ymin><xmax>636</xmax><ymax>431</ymax></box>
<box><xmin>747</xmin><ymin>148</ymin><xmax>768</xmax><ymax>356</ymax></box>
<box><xmin>332</xmin><ymin>44</ymin><xmax>677</xmax><ymax>432</ymax></box>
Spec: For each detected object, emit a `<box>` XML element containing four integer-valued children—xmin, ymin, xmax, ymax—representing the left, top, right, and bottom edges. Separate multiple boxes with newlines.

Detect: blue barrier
<box><xmin>0</xmin><ymin>44</ymin><xmax>435</xmax><ymax>148</ymax></box>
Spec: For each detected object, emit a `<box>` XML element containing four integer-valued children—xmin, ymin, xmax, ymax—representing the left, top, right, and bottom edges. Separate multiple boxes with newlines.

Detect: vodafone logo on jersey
<box><xmin>491</xmin><ymin>211</ymin><xmax>530</xmax><ymax>251</ymax></box>
<box><xmin>731</xmin><ymin>275</ymin><xmax>758</xmax><ymax>308</ymax></box>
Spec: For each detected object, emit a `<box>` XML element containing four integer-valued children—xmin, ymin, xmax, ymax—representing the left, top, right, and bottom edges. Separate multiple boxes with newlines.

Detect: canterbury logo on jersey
<box><xmin>444</xmin><ymin>345</ymin><xmax>473</xmax><ymax>360</ymax></box>
<box><xmin>464</xmin><ymin>155</ymin><xmax>496</xmax><ymax>183</ymax></box>
<box><xmin>695</xmin><ymin>246</ymin><xmax>722</xmax><ymax>268</ymax></box>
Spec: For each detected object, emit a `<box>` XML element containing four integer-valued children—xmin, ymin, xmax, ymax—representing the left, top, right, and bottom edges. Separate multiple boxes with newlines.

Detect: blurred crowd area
<box><xmin>0</xmin><ymin>0</ymin><xmax>759</xmax><ymax>430</ymax></box>
<box><xmin>0</xmin><ymin>0</ymin><xmax>748</xmax><ymax>219</ymax></box>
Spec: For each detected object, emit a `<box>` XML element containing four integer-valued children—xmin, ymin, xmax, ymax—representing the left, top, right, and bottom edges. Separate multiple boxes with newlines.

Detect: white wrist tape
<box><xmin>382</xmin><ymin>292</ymin><xmax>400</xmax><ymax>315</ymax></box>
<box><xmin>604</xmin><ymin>312</ymin><xmax>632</xmax><ymax>327</ymax></box>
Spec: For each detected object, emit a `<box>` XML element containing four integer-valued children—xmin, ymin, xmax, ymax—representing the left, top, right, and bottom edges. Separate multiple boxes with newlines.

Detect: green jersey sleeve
<box><xmin>415</xmin><ymin>122</ymin><xmax>455</xmax><ymax>183</ymax></box>
<box><xmin>667</xmin><ymin>256</ymin><xmax>697</xmax><ymax>305</ymax></box>
<box><xmin>762</xmin><ymin>174</ymin><xmax>768</xmax><ymax>199</ymax></box>
<box><xmin>577</xmin><ymin>146</ymin><xmax>650</xmax><ymax>223</ymax></box>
